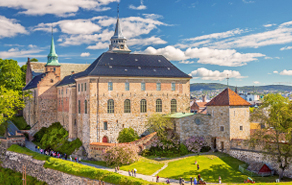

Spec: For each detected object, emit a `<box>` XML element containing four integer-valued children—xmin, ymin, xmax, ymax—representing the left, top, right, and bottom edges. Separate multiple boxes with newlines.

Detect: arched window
<box><xmin>84</xmin><ymin>100</ymin><xmax>87</xmax><ymax>114</ymax></box>
<box><xmin>103</xmin><ymin>122</ymin><xmax>108</xmax><ymax>130</ymax></box>
<box><xmin>171</xmin><ymin>99</ymin><xmax>177</xmax><ymax>113</ymax></box>
<box><xmin>124</xmin><ymin>99</ymin><xmax>131</xmax><ymax>113</ymax></box>
<box><xmin>107</xmin><ymin>99</ymin><xmax>114</xmax><ymax>113</ymax></box>
<box><xmin>140</xmin><ymin>99</ymin><xmax>147</xmax><ymax>113</ymax></box>
<box><xmin>156</xmin><ymin>99</ymin><xmax>162</xmax><ymax>112</ymax></box>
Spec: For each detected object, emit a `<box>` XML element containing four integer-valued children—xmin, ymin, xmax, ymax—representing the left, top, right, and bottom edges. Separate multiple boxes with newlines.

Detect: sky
<box><xmin>1</xmin><ymin>0</ymin><xmax>292</xmax><ymax>86</ymax></box>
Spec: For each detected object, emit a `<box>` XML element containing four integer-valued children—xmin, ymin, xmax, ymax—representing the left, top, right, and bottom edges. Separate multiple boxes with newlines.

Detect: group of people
<box><xmin>34</xmin><ymin>145</ymin><xmax>81</xmax><ymax>163</ymax></box>
<box><xmin>128</xmin><ymin>169</ymin><xmax>137</xmax><ymax>177</ymax></box>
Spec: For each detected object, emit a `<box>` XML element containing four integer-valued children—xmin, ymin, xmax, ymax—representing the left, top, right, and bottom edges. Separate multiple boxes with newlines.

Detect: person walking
<box><xmin>194</xmin><ymin>177</ymin><xmax>197</xmax><ymax>184</ymax></box>
<box><xmin>197</xmin><ymin>164</ymin><xmax>200</xmax><ymax>170</ymax></box>
<box><xmin>179</xmin><ymin>177</ymin><xmax>182</xmax><ymax>185</ymax></box>
<box><xmin>134</xmin><ymin>168</ymin><xmax>137</xmax><ymax>177</ymax></box>
<box><xmin>79</xmin><ymin>157</ymin><xmax>82</xmax><ymax>163</ymax></box>
<box><xmin>219</xmin><ymin>176</ymin><xmax>222</xmax><ymax>184</ymax></box>
<box><xmin>117</xmin><ymin>166</ymin><xmax>120</xmax><ymax>172</ymax></box>
<box><xmin>115</xmin><ymin>167</ymin><xmax>117</xmax><ymax>173</ymax></box>
<box><xmin>69</xmin><ymin>155</ymin><xmax>72</xmax><ymax>161</ymax></box>
<box><xmin>166</xmin><ymin>178</ymin><xmax>170</xmax><ymax>184</ymax></box>
<box><xmin>35</xmin><ymin>145</ymin><xmax>37</xmax><ymax>151</ymax></box>
<box><xmin>156</xmin><ymin>175</ymin><xmax>159</xmax><ymax>182</ymax></box>
<box><xmin>64</xmin><ymin>154</ymin><xmax>67</xmax><ymax>160</ymax></box>
<box><xmin>128</xmin><ymin>170</ymin><xmax>131</xmax><ymax>176</ymax></box>
<box><xmin>181</xmin><ymin>178</ymin><xmax>185</xmax><ymax>185</ymax></box>
<box><xmin>37</xmin><ymin>146</ymin><xmax>40</xmax><ymax>152</ymax></box>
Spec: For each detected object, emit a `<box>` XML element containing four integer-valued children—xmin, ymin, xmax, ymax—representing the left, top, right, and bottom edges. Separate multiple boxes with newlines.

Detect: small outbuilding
<box><xmin>247</xmin><ymin>162</ymin><xmax>273</xmax><ymax>176</ymax></box>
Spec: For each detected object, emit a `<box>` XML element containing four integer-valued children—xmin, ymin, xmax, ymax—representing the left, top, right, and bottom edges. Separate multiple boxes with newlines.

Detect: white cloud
<box><xmin>263</xmin><ymin>24</ymin><xmax>276</xmax><ymax>27</ymax></box>
<box><xmin>179</xmin><ymin>20</ymin><xmax>292</xmax><ymax>50</ymax></box>
<box><xmin>80</xmin><ymin>52</ymin><xmax>90</xmax><ymax>57</ymax></box>
<box><xmin>0</xmin><ymin>47</ymin><xmax>43</xmax><ymax>59</ymax></box>
<box><xmin>273</xmin><ymin>71</ymin><xmax>278</xmax><ymax>74</ymax></box>
<box><xmin>264</xmin><ymin>56</ymin><xmax>273</xmax><ymax>59</ymax></box>
<box><xmin>0</xmin><ymin>0</ymin><xmax>118</xmax><ymax>17</ymax></box>
<box><xmin>35</xmin><ymin>15</ymin><xmax>167</xmax><ymax>48</ymax></box>
<box><xmin>129</xmin><ymin>0</ymin><xmax>146</xmax><ymax>10</ymax></box>
<box><xmin>280</xmin><ymin>46</ymin><xmax>292</xmax><ymax>51</ymax></box>
<box><xmin>143</xmin><ymin>46</ymin><xmax>265</xmax><ymax>67</ymax></box>
<box><xmin>242</xmin><ymin>0</ymin><xmax>255</xmax><ymax>3</ymax></box>
<box><xmin>253</xmin><ymin>81</ymin><xmax>260</xmax><ymax>84</ymax></box>
<box><xmin>280</xmin><ymin>70</ymin><xmax>292</xmax><ymax>76</ymax></box>
<box><xmin>179</xmin><ymin>61</ymin><xmax>194</xmax><ymax>64</ymax></box>
<box><xmin>87</xmin><ymin>42</ymin><xmax>109</xmax><ymax>50</ymax></box>
<box><xmin>0</xmin><ymin>16</ymin><xmax>28</xmax><ymax>39</ymax></box>
<box><xmin>189</xmin><ymin>68</ymin><xmax>247</xmax><ymax>81</ymax></box>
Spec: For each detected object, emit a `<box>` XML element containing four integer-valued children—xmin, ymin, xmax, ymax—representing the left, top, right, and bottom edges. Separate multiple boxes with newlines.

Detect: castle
<box><xmin>23</xmin><ymin>16</ymin><xmax>191</xmax><ymax>153</ymax></box>
<box><xmin>23</xmin><ymin>16</ymin><xmax>251</xmax><ymax>155</ymax></box>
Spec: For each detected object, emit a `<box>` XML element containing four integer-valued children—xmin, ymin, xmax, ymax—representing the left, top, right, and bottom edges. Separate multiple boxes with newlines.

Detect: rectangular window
<box><xmin>85</xmin><ymin>83</ymin><xmax>87</xmax><ymax>91</ymax></box>
<box><xmin>240</xmin><ymin>126</ymin><xmax>243</xmax><ymax>131</ymax></box>
<box><xmin>59</xmin><ymin>90</ymin><xmax>60</xmax><ymax>95</ymax></box>
<box><xmin>157</xmin><ymin>82</ymin><xmax>161</xmax><ymax>91</ymax></box>
<box><xmin>171</xmin><ymin>82</ymin><xmax>176</xmax><ymax>91</ymax></box>
<box><xmin>125</xmin><ymin>82</ymin><xmax>129</xmax><ymax>91</ymax></box>
<box><xmin>141</xmin><ymin>82</ymin><xmax>145</xmax><ymax>91</ymax></box>
<box><xmin>220</xmin><ymin>126</ymin><xmax>224</xmax><ymax>132</ymax></box>
<box><xmin>61</xmin><ymin>99</ymin><xmax>63</xmax><ymax>105</ymax></box>
<box><xmin>108</xmin><ymin>82</ymin><xmax>113</xmax><ymax>91</ymax></box>
<box><xmin>59</xmin><ymin>100</ymin><xmax>60</xmax><ymax>105</ymax></box>
<box><xmin>104</xmin><ymin>122</ymin><xmax>108</xmax><ymax>130</ymax></box>
<box><xmin>81</xmin><ymin>83</ymin><xmax>83</xmax><ymax>91</ymax></box>
<box><xmin>78</xmin><ymin>100</ymin><xmax>81</xmax><ymax>114</ymax></box>
<box><xmin>66</xmin><ymin>89</ymin><xmax>67</xmax><ymax>94</ymax></box>
<box><xmin>78</xmin><ymin>84</ymin><xmax>80</xmax><ymax>92</ymax></box>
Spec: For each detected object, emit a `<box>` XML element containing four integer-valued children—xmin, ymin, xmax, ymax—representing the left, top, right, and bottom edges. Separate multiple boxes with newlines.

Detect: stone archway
<box><xmin>102</xmin><ymin>136</ymin><xmax>108</xmax><ymax>143</ymax></box>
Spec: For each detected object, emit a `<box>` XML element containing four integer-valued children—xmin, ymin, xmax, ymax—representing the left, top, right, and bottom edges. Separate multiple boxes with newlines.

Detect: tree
<box><xmin>102</xmin><ymin>144</ymin><xmax>139</xmax><ymax>166</ymax></box>
<box><xmin>117</xmin><ymin>127</ymin><xmax>139</xmax><ymax>143</ymax></box>
<box><xmin>0</xmin><ymin>59</ymin><xmax>24</xmax><ymax>92</ymax></box>
<box><xmin>250</xmin><ymin>93</ymin><xmax>292</xmax><ymax>179</ymax></box>
<box><xmin>30</xmin><ymin>58</ymin><xmax>38</xmax><ymax>62</ymax></box>
<box><xmin>146</xmin><ymin>113</ymin><xmax>173</xmax><ymax>139</ymax></box>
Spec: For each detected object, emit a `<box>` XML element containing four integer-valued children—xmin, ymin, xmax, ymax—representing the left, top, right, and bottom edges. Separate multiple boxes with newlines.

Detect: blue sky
<box><xmin>1</xmin><ymin>0</ymin><xmax>292</xmax><ymax>86</ymax></box>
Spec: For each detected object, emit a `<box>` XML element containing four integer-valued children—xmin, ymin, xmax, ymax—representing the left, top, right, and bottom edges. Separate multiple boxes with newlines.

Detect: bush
<box><xmin>33</xmin><ymin>122</ymin><xmax>82</xmax><ymax>155</ymax></box>
<box><xmin>200</xmin><ymin>145</ymin><xmax>211</xmax><ymax>152</ymax></box>
<box><xmin>117</xmin><ymin>127</ymin><xmax>139</xmax><ymax>143</ymax></box>
<box><xmin>184</xmin><ymin>136</ymin><xmax>206</xmax><ymax>153</ymax></box>
<box><xmin>141</xmin><ymin>149</ymin><xmax>150</xmax><ymax>157</ymax></box>
<box><xmin>10</xmin><ymin>116</ymin><xmax>28</xmax><ymax>130</ymax></box>
<box><xmin>102</xmin><ymin>144</ymin><xmax>139</xmax><ymax>166</ymax></box>
<box><xmin>179</xmin><ymin>144</ymin><xmax>189</xmax><ymax>155</ymax></box>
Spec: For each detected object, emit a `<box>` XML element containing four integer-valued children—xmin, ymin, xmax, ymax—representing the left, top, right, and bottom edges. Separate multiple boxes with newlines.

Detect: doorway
<box><xmin>102</xmin><ymin>136</ymin><xmax>108</xmax><ymax>143</ymax></box>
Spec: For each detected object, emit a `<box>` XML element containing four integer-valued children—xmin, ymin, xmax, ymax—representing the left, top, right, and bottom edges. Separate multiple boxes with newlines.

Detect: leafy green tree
<box><xmin>146</xmin><ymin>113</ymin><xmax>173</xmax><ymax>139</ymax></box>
<box><xmin>250</xmin><ymin>93</ymin><xmax>292</xmax><ymax>179</ymax></box>
<box><xmin>117</xmin><ymin>127</ymin><xmax>139</xmax><ymax>143</ymax></box>
<box><xmin>30</xmin><ymin>58</ymin><xmax>38</xmax><ymax>62</ymax></box>
<box><xmin>20</xmin><ymin>64</ymin><xmax>27</xmax><ymax>86</ymax></box>
<box><xmin>0</xmin><ymin>59</ymin><xmax>24</xmax><ymax>92</ymax></box>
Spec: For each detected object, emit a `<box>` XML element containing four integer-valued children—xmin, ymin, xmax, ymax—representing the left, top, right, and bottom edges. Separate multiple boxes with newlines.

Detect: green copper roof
<box><xmin>46</xmin><ymin>36</ymin><xmax>60</xmax><ymax>66</ymax></box>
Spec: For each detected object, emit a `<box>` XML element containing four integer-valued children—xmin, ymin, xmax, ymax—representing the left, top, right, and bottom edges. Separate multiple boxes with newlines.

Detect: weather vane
<box><xmin>226</xmin><ymin>74</ymin><xmax>229</xmax><ymax>87</ymax></box>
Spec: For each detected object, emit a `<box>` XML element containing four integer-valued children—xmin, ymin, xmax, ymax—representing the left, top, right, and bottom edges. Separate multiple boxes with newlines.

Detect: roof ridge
<box><xmin>88</xmin><ymin>53</ymin><xmax>105</xmax><ymax>76</ymax></box>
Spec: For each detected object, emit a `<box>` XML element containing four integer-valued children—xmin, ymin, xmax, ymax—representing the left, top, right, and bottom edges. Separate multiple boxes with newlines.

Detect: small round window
<box><xmin>195</xmin><ymin>118</ymin><xmax>201</xmax><ymax>125</ymax></box>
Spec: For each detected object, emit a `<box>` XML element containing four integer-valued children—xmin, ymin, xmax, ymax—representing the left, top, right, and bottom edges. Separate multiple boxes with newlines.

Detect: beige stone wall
<box><xmin>96</xmin><ymin>77</ymin><xmax>190</xmax><ymax>144</ymax></box>
<box><xmin>23</xmin><ymin>89</ymin><xmax>38</xmax><ymax>127</ymax></box>
<box><xmin>174</xmin><ymin>114</ymin><xmax>211</xmax><ymax>143</ymax></box>
<box><xmin>229</xmin><ymin>106</ymin><xmax>250</xmax><ymax>140</ymax></box>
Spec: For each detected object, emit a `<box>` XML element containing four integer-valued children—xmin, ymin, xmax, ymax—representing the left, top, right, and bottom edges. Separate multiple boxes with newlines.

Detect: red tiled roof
<box><xmin>206</xmin><ymin>88</ymin><xmax>251</xmax><ymax>106</ymax></box>
<box><xmin>196</xmin><ymin>102</ymin><xmax>207</xmax><ymax>108</ymax></box>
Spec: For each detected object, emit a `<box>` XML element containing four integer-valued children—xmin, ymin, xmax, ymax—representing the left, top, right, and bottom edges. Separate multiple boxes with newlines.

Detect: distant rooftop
<box><xmin>167</xmin><ymin>112</ymin><xmax>195</xmax><ymax>119</ymax></box>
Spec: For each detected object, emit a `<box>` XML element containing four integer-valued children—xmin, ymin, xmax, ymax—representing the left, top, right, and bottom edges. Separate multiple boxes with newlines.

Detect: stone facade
<box><xmin>174</xmin><ymin>104</ymin><xmax>250</xmax><ymax>151</ymax></box>
<box><xmin>1</xmin><ymin>151</ymin><xmax>112</xmax><ymax>185</ymax></box>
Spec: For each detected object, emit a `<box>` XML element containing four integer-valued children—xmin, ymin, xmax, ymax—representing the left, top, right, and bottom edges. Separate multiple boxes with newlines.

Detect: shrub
<box><xmin>33</xmin><ymin>122</ymin><xmax>81</xmax><ymax>155</ymax></box>
<box><xmin>117</xmin><ymin>127</ymin><xmax>139</xmax><ymax>143</ymax></box>
<box><xmin>102</xmin><ymin>144</ymin><xmax>139</xmax><ymax>166</ymax></box>
<box><xmin>200</xmin><ymin>145</ymin><xmax>211</xmax><ymax>152</ymax></box>
<box><xmin>179</xmin><ymin>144</ymin><xmax>189</xmax><ymax>155</ymax></box>
<box><xmin>10</xmin><ymin>116</ymin><xmax>28</xmax><ymax>130</ymax></box>
<box><xmin>184</xmin><ymin>136</ymin><xmax>206</xmax><ymax>153</ymax></box>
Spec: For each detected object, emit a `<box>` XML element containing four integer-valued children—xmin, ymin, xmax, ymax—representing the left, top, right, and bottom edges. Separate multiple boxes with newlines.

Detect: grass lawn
<box><xmin>158</xmin><ymin>152</ymin><xmax>290</xmax><ymax>183</ymax></box>
<box><xmin>119</xmin><ymin>157</ymin><xmax>165</xmax><ymax>176</ymax></box>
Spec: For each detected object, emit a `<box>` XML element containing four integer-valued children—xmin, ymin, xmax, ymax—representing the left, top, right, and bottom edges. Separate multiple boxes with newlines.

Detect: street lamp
<box><xmin>190</xmin><ymin>177</ymin><xmax>193</xmax><ymax>185</ymax></box>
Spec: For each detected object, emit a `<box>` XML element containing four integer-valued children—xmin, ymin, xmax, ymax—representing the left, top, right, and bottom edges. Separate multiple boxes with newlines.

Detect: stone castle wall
<box><xmin>1</xmin><ymin>151</ymin><xmax>112</xmax><ymax>185</ymax></box>
<box><xmin>229</xmin><ymin>106</ymin><xmax>250</xmax><ymax>140</ymax></box>
<box><xmin>23</xmin><ymin>89</ymin><xmax>38</xmax><ymax>127</ymax></box>
<box><xmin>228</xmin><ymin>149</ymin><xmax>292</xmax><ymax>178</ymax></box>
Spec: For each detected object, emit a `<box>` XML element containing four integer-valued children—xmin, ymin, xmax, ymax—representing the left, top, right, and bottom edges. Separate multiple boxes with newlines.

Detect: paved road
<box><xmin>25</xmin><ymin>141</ymin><xmax>221</xmax><ymax>184</ymax></box>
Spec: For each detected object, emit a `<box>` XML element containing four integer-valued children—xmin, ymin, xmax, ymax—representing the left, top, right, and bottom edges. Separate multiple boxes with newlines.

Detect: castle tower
<box><xmin>45</xmin><ymin>35</ymin><xmax>61</xmax><ymax>79</ymax></box>
<box><xmin>108</xmin><ymin>14</ymin><xmax>131</xmax><ymax>53</ymax></box>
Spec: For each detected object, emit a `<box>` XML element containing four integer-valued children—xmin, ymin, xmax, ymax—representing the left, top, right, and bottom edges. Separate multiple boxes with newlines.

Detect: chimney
<box><xmin>202</xmin><ymin>95</ymin><xmax>206</xmax><ymax>102</ymax></box>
